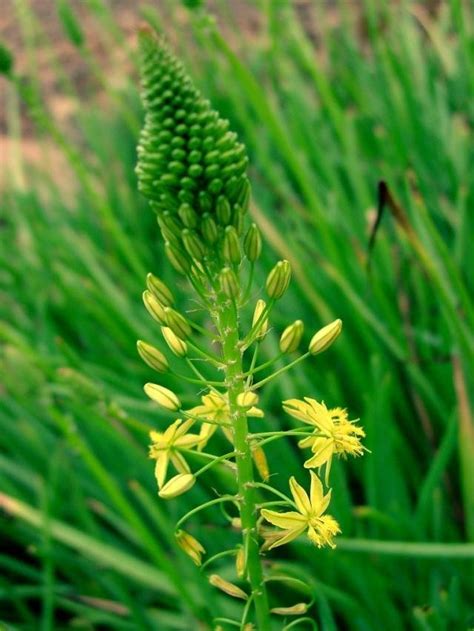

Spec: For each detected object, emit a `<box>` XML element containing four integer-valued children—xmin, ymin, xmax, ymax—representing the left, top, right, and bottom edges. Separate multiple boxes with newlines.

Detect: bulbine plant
<box><xmin>135</xmin><ymin>28</ymin><xmax>365</xmax><ymax>630</ymax></box>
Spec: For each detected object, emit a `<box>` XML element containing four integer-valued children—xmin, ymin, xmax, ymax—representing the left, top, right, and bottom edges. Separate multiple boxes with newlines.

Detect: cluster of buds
<box><xmin>135</xmin><ymin>29</ymin><xmax>366</xmax><ymax>630</ymax></box>
<box><xmin>136</xmin><ymin>27</ymin><xmax>257</xmax><ymax>283</ymax></box>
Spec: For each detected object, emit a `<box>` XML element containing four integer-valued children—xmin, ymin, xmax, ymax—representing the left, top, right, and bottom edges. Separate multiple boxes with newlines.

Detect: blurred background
<box><xmin>1</xmin><ymin>1</ymin><xmax>473</xmax><ymax>629</ymax></box>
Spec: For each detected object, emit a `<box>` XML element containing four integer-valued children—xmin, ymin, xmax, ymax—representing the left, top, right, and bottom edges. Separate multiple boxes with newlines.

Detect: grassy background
<box><xmin>1</xmin><ymin>1</ymin><xmax>473</xmax><ymax>629</ymax></box>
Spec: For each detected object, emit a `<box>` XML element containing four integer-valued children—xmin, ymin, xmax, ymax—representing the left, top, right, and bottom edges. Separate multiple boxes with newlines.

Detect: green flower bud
<box><xmin>222</xmin><ymin>226</ymin><xmax>241</xmax><ymax>264</ymax></box>
<box><xmin>178</xmin><ymin>203</ymin><xmax>198</xmax><ymax>229</ymax></box>
<box><xmin>201</xmin><ymin>213</ymin><xmax>219</xmax><ymax>244</ymax></box>
<box><xmin>236</xmin><ymin>177</ymin><xmax>251</xmax><ymax>213</ymax></box>
<box><xmin>219</xmin><ymin>267</ymin><xmax>240</xmax><ymax>299</ymax></box>
<box><xmin>161</xmin><ymin>211</ymin><xmax>183</xmax><ymax>236</ymax></box>
<box><xmin>157</xmin><ymin>213</ymin><xmax>182</xmax><ymax>245</ymax></box>
<box><xmin>182</xmin><ymin>229</ymin><xmax>205</xmax><ymax>261</ymax></box>
<box><xmin>309</xmin><ymin>319</ymin><xmax>342</xmax><ymax>355</ymax></box>
<box><xmin>266</xmin><ymin>260</ymin><xmax>291</xmax><ymax>299</ymax></box>
<box><xmin>164</xmin><ymin>242</ymin><xmax>191</xmax><ymax>275</ymax></box>
<box><xmin>279</xmin><ymin>320</ymin><xmax>304</xmax><ymax>353</ymax></box>
<box><xmin>231</xmin><ymin>204</ymin><xmax>244</xmax><ymax>234</ymax></box>
<box><xmin>216</xmin><ymin>196</ymin><xmax>232</xmax><ymax>226</ymax></box>
<box><xmin>252</xmin><ymin>299</ymin><xmax>268</xmax><ymax>341</ymax></box>
<box><xmin>144</xmin><ymin>383</ymin><xmax>181</xmax><ymax>410</ymax></box>
<box><xmin>137</xmin><ymin>340</ymin><xmax>169</xmax><ymax>373</ymax></box>
<box><xmin>162</xmin><ymin>326</ymin><xmax>188</xmax><ymax>357</ymax></box>
<box><xmin>243</xmin><ymin>223</ymin><xmax>262</xmax><ymax>262</ymax></box>
<box><xmin>143</xmin><ymin>290</ymin><xmax>167</xmax><ymax>325</ymax></box>
<box><xmin>146</xmin><ymin>273</ymin><xmax>174</xmax><ymax>306</ymax></box>
<box><xmin>198</xmin><ymin>191</ymin><xmax>213</xmax><ymax>213</ymax></box>
<box><xmin>165</xmin><ymin>307</ymin><xmax>192</xmax><ymax>339</ymax></box>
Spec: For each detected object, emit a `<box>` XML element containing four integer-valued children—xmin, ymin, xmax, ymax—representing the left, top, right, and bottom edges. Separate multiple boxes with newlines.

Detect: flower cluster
<box><xmin>135</xmin><ymin>29</ymin><xmax>367</xmax><ymax>629</ymax></box>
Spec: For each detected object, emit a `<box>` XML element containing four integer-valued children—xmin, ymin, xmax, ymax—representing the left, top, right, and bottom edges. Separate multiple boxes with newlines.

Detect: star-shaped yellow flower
<box><xmin>283</xmin><ymin>398</ymin><xmax>365</xmax><ymax>483</ymax></box>
<box><xmin>149</xmin><ymin>418</ymin><xmax>200</xmax><ymax>489</ymax></box>
<box><xmin>187</xmin><ymin>392</ymin><xmax>263</xmax><ymax>448</ymax></box>
<box><xmin>260</xmin><ymin>472</ymin><xmax>340</xmax><ymax>549</ymax></box>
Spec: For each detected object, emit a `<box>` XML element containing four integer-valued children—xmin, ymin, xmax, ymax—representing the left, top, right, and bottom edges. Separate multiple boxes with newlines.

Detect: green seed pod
<box><xmin>201</xmin><ymin>213</ymin><xmax>219</xmax><ymax>244</ymax></box>
<box><xmin>182</xmin><ymin>229</ymin><xmax>205</xmax><ymax>261</ymax></box>
<box><xmin>143</xmin><ymin>290</ymin><xmax>167</xmax><ymax>325</ymax></box>
<box><xmin>216</xmin><ymin>196</ymin><xmax>232</xmax><ymax>226</ymax></box>
<box><xmin>137</xmin><ymin>340</ymin><xmax>169</xmax><ymax>373</ymax></box>
<box><xmin>266</xmin><ymin>260</ymin><xmax>291</xmax><ymax>299</ymax></box>
<box><xmin>146</xmin><ymin>273</ymin><xmax>174</xmax><ymax>306</ymax></box>
<box><xmin>164</xmin><ymin>307</ymin><xmax>192</xmax><ymax>339</ymax></box>
<box><xmin>164</xmin><ymin>242</ymin><xmax>191</xmax><ymax>275</ymax></box>
<box><xmin>219</xmin><ymin>267</ymin><xmax>240</xmax><ymax>299</ymax></box>
<box><xmin>279</xmin><ymin>320</ymin><xmax>304</xmax><ymax>353</ymax></box>
<box><xmin>222</xmin><ymin>226</ymin><xmax>241</xmax><ymax>264</ymax></box>
<box><xmin>243</xmin><ymin>223</ymin><xmax>262</xmax><ymax>262</ymax></box>
<box><xmin>162</xmin><ymin>326</ymin><xmax>188</xmax><ymax>357</ymax></box>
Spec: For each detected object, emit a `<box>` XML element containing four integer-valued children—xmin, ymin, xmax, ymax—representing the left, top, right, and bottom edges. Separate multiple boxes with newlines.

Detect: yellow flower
<box><xmin>149</xmin><ymin>419</ymin><xmax>200</xmax><ymax>489</ymax></box>
<box><xmin>187</xmin><ymin>392</ymin><xmax>263</xmax><ymax>448</ymax></box>
<box><xmin>283</xmin><ymin>398</ymin><xmax>365</xmax><ymax>483</ymax></box>
<box><xmin>261</xmin><ymin>472</ymin><xmax>340</xmax><ymax>549</ymax></box>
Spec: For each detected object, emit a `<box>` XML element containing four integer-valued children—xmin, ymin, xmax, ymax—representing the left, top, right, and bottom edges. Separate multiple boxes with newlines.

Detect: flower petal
<box><xmin>154</xmin><ymin>453</ymin><xmax>169</xmax><ymax>489</ymax></box>
<box><xmin>260</xmin><ymin>509</ymin><xmax>306</xmax><ymax>530</ymax></box>
<box><xmin>309</xmin><ymin>470</ymin><xmax>324</xmax><ymax>507</ymax></box>
<box><xmin>305</xmin><ymin>398</ymin><xmax>333</xmax><ymax>431</ymax></box>
<box><xmin>304</xmin><ymin>439</ymin><xmax>334</xmax><ymax>469</ymax></box>
<box><xmin>170</xmin><ymin>451</ymin><xmax>190</xmax><ymax>475</ymax></box>
<box><xmin>266</xmin><ymin>525</ymin><xmax>306</xmax><ymax>550</ymax></box>
<box><xmin>149</xmin><ymin>430</ymin><xmax>162</xmax><ymax>443</ymax></box>
<box><xmin>174</xmin><ymin>417</ymin><xmax>195</xmax><ymax>437</ymax></box>
<box><xmin>289</xmin><ymin>477</ymin><xmax>311</xmax><ymax>515</ymax></box>
<box><xmin>298</xmin><ymin>435</ymin><xmax>317</xmax><ymax>449</ymax></box>
<box><xmin>198</xmin><ymin>422</ymin><xmax>217</xmax><ymax>449</ymax></box>
<box><xmin>162</xmin><ymin>419</ymin><xmax>181</xmax><ymax>442</ymax></box>
<box><xmin>186</xmin><ymin>404</ymin><xmax>209</xmax><ymax>418</ymax></box>
<box><xmin>282</xmin><ymin>399</ymin><xmax>313</xmax><ymax>425</ymax></box>
<box><xmin>175</xmin><ymin>433</ymin><xmax>201</xmax><ymax>448</ymax></box>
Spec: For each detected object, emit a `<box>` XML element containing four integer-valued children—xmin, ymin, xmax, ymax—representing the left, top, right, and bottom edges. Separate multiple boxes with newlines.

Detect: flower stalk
<box><xmin>134</xmin><ymin>28</ymin><xmax>366</xmax><ymax>628</ymax></box>
<box><xmin>214</xmin><ymin>292</ymin><xmax>271</xmax><ymax>630</ymax></box>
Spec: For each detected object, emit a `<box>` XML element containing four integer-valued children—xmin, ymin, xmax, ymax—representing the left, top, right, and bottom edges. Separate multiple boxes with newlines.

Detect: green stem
<box><xmin>251</xmin><ymin>352</ymin><xmax>310</xmax><ymax>390</ymax></box>
<box><xmin>216</xmin><ymin>295</ymin><xmax>271</xmax><ymax>630</ymax></box>
<box><xmin>175</xmin><ymin>495</ymin><xmax>237</xmax><ymax>530</ymax></box>
<box><xmin>243</xmin><ymin>352</ymin><xmax>284</xmax><ymax>378</ymax></box>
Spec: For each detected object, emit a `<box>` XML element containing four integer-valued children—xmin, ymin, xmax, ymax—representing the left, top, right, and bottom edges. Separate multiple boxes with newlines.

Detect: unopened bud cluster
<box><xmin>136</xmin><ymin>28</ymin><xmax>259</xmax><ymax>275</ymax></box>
